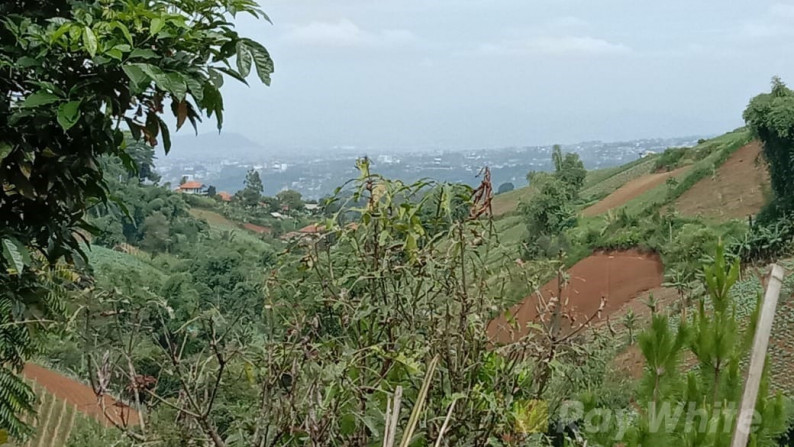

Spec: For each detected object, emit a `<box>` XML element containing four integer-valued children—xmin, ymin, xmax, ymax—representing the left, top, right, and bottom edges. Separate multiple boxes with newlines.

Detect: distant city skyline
<box><xmin>159</xmin><ymin>134</ymin><xmax>704</xmax><ymax>199</ymax></box>
<box><xmin>175</xmin><ymin>0</ymin><xmax>794</xmax><ymax>151</ymax></box>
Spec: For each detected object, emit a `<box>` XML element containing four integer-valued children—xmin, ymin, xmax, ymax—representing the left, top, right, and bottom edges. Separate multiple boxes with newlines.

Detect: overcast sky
<box><xmin>199</xmin><ymin>0</ymin><xmax>794</xmax><ymax>152</ymax></box>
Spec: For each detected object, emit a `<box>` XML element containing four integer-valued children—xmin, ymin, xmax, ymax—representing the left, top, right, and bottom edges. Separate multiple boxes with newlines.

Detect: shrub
<box><xmin>728</xmin><ymin>218</ymin><xmax>794</xmax><ymax>263</ymax></box>
<box><xmin>497</xmin><ymin>182</ymin><xmax>515</xmax><ymax>194</ymax></box>
<box><xmin>666</xmin><ymin>223</ymin><xmax>719</xmax><ymax>268</ymax></box>
<box><xmin>653</xmin><ymin>147</ymin><xmax>688</xmax><ymax>171</ymax></box>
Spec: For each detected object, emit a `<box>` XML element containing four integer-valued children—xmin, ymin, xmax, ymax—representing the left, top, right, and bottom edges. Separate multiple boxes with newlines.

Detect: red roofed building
<box><xmin>176</xmin><ymin>181</ymin><xmax>205</xmax><ymax>195</ymax></box>
<box><xmin>217</xmin><ymin>191</ymin><xmax>233</xmax><ymax>202</ymax></box>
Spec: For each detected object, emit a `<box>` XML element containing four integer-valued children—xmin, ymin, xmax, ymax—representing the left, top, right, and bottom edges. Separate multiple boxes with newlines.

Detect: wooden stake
<box><xmin>731</xmin><ymin>264</ymin><xmax>785</xmax><ymax>447</ymax></box>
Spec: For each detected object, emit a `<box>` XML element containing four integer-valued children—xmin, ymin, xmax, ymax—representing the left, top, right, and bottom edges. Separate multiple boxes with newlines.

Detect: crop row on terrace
<box><xmin>13</xmin><ymin>381</ymin><xmax>81</xmax><ymax>447</ymax></box>
<box><xmin>580</xmin><ymin>157</ymin><xmax>657</xmax><ymax>204</ymax></box>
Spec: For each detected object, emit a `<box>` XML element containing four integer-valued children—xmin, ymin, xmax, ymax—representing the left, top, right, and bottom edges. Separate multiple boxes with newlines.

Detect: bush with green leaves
<box><xmin>498</xmin><ymin>182</ymin><xmax>515</xmax><ymax>194</ymax></box>
<box><xmin>69</xmin><ymin>162</ymin><xmax>617</xmax><ymax>446</ymax></box>
<box><xmin>654</xmin><ymin>147</ymin><xmax>688</xmax><ymax>172</ymax></box>
<box><xmin>744</xmin><ymin>77</ymin><xmax>794</xmax><ymax>221</ymax></box>
<box><xmin>728</xmin><ymin>218</ymin><xmax>794</xmax><ymax>263</ymax></box>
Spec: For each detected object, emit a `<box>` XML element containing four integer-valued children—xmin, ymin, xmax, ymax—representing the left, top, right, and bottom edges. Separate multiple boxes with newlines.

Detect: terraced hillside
<box><xmin>10</xmin><ymin>365</ymin><xmax>140</xmax><ymax>447</ymax></box>
<box><xmin>675</xmin><ymin>141</ymin><xmax>769</xmax><ymax>220</ymax></box>
<box><xmin>582</xmin><ymin>166</ymin><xmax>688</xmax><ymax>217</ymax></box>
<box><xmin>13</xmin><ymin>380</ymin><xmax>79</xmax><ymax>447</ymax></box>
<box><xmin>488</xmin><ymin>250</ymin><xmax>665</xmax><ymax>344</ymax></box>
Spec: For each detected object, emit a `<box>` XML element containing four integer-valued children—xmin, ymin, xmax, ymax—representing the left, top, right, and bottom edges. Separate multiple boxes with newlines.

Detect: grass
<box><xmin>617</xmin><ymin>128</ymin><xmax>752</xmax><ymax>217</ymax></box>
<box><xmin>491</xmin><ymin>157</ymin><xmax>656</xmax><ymax>217</ymax></box>
<box><xmin>583</xmin><ymin>156</ymin><xmax>653</xmax><ymax>191</ymax></box>
<box><xmin>188</xmin><ymin>207</ymin><xmax>238</xmax><ymax>229</ymax></box>
<box><xmin>86</xmin><ymin>245</ymin><xmax>166</xmax><ymax>282</ymax></box>
<box><xmin>579</xmin><ymin>157</ymin><xmax>657</xmax><ymax>205</ymax></box>
<box><xmin>491</xmin><ymin>186</ymin><xmax>533</xmax><ymax>217</ymax></box>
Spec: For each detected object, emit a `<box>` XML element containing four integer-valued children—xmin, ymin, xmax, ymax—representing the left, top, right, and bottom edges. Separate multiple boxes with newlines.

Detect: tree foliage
<box><xmin>498</xmin><ymin>182</ymin><xmax>515</xmax><ymax>194</ymax></box>
<box><xmin>276</xmin><ymin>189</ymin><xmax>304</xmax><ymax>211</ymax></box>
<box><xmin>237</xmin><ymin>168</ymin><xmax>264</xmax><ymax>207</ymax></box>
<box><xmin>0</xmin><ymin>0</ymin><xmax>272</xmax><ymax>438</ymax></box>
<box><xmin>552</xmin><ymin>145</ymin><xmax>586</xmax><ymax>196</ymax></box>
<box><xmin>744</xmin><ymin>77</ymin><xmax>794</xmax><ymax>220</ymax></box>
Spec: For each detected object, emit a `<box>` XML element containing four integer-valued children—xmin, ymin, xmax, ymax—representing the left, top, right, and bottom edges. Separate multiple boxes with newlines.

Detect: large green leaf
<box><xmin>82</xmin><ymin>26</ymin><xmax>98</xmax><ymax>57</ymax></box>
<box><xmin>184</xmin><ymin>76</ymin><xmax>204</xmax><ymax>102</ymax></box>
<box><xmin>150</xmin><ymin>18</ymin><xmax>165</xmax><ymax>36</ymax></box>
<box><xmin>236</xmin><ymin>41</ymin><xmax>252</xmax><ymax>77</ymax></box>
<box><xmin>242</xmin><ymin>38</ymin><xmax>274</xmax><ymax>86</ymax></box>
<box><xmin>164</xmin><ymin>73</ymin><xmax>187</xmax><ymax>101</ymax></box>
<box><xmin>129</xmin><ymin>48</ymin><xmax>158</xmax><ymax>60</ymax></box>
<box><xmin>20</xmin><ymin>91</ymin><xmax>60</xmax><ymax>108</ymax></box>
<box><xmin>57</xmin><ymin>101</ymin><xmax>81</xmax><ymax>131</ymax></box>
<box><xmin>156</xmin><ymin>115</ymin><xmax>171</xmax><ymax>154</ymax></box>
<box><xmin>1</xmin><ymin>238</ymin><xmax>31</xmax><ymax>274</ymax></box>
<box><xmin>111</xmin><ymin>21</ymin><xmax>133</xmax><ymax>45</ymax></box>
<box><xmin>122</xmin><ymin>64</ymin><xmax>150</xmax><ymax>91</ymax></box>
<box><xmin>49</xmin><ymin>23</ymin><xmax>72</xmax><ymax>43</ymax></box>
<box><xmin>0</xmin><ymin>142</ymin><xmax>11</xmax><ymax>162</ymax></box>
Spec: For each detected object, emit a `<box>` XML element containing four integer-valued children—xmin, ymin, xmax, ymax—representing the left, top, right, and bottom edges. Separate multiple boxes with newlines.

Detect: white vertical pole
<box><xmin>731</xmin><ymin>264</ymin><xmax>785</xmax><ymax>447</ymax></box>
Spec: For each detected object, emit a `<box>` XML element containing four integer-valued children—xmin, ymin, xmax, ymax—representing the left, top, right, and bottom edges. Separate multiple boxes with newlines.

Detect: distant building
<box><xmin>640</xmin><ymin>150</ymin><xmax>657</xmax><ymax>158</ymax></box>
<box><xmin>304</xmin><ymin>203</ymin><xmax>321</xmax><ymax>213</ymax></box>
<box><xmin>176</xmin><ymin>181</ymin><xmax>205</xmax><ymax>195</ymax></box>
<box><xmin>217</xmin><ymin>191</ymin><xmax>233</xmax><ymax>202</ymax></box>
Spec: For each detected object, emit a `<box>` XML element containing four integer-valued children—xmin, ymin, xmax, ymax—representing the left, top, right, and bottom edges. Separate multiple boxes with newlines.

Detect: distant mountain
<box><xmin>166</xmin><ymin>132</ymin><xmax>269</xmax><ymax>158</ymax></box>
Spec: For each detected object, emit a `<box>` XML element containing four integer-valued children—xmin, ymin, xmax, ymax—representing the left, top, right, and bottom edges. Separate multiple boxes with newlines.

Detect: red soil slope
<box><xmin>487</xmin><ymin>250</ymin><xmax>665</xmax><ymax>344</ymax></box>
<box><xmin>675</xmin><ymin>141</ymin><xmax>769</xmax><ymax>220</ymax></box>
<box><xmin>23</xmin><ymin>364</ymin><xmax>140</xmax><ymax>427</ymax></box>
<box><xmin>582</xmin><ymin>166</ymin><xmax>688</xmax><ymax>217</ymax></box>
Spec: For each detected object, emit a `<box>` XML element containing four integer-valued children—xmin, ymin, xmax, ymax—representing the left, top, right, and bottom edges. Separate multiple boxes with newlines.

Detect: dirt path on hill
<box><xmin>23</xmin><ymin>364</ymin><xmax>140</xmax><ymax>427</ymax></box>
<box><xmin>487</xmin><ymin>250</ymin><xmax>665</xmax><ymax>344</ymax></box>
<box><xmin>582</xmin><ymin>166</ymin><xmax>688</xmax><ymax>217</ymax></box>
<box><xmin>675</xmin><ymin>141</ymin><xmax>769</xmax><ymax>221</ymax></box>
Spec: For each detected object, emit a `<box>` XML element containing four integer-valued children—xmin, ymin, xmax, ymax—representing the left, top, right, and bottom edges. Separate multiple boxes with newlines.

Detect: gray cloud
<box><xmin>281</xmin><ymin>19</ymin><xmax>417</xmax><ymax>48</ymax></box>
<box><xmin>475</xmin><ymin>36</ymin><xmax>631</xmax><ymax>56</ymax></box>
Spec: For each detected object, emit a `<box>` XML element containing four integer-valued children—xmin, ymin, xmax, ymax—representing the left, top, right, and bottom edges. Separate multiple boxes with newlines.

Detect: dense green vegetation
<box><xmin>744</xmin><ymin>77</ymin><xmax>794</xmax><ymax>221</ymax></box>
<box><xmin>521</xmin><ymin>146</ymin><xmax>586</xmax><ymax>258</ymax></box>
<box><xmin>2</xmin><ymin>1</ymin><xmax>794</xmax><ymax>445</ymax></box>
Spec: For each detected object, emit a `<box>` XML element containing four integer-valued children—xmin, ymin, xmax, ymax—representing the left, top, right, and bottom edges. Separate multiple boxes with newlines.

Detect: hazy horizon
<box><xmin>176</xmin><ymin>0</ymin><xmax>794</xmax><ymax>152</ymax></box>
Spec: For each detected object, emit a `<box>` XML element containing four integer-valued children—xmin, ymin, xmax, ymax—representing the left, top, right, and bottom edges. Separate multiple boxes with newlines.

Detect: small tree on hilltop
<box><xmin>498</xmin><ymin>182</ymin><xmax>515</xmax><ymax>194</ymax></box>
<box><xmin>276</xmin><ymin>189</ymin><xmax>304</xmax><ymax>211</ymax></box>
<box><xmin>238</xmin><ymin>169</ymin><xmax>264</xmax><ymax>207</ymax></box>
<box><xmin>522</xmin><ymin>172</ymin><xmax>577</xmax><ymax>259</ymax></box>
<box><xmin>552</xmin><ymin>145</ymin><xmax>586</xmax><ymax>197</ymax></box>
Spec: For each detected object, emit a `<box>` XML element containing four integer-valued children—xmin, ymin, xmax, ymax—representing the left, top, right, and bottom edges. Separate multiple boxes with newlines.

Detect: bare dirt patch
<box><xmin>23</xmin><ymin>363</ymin><xmax>139</xmax><ymax>427</ymax></box>
<box><xmin>582</xmin><ymin>167</ymin><xmax>688</xmax><ymax>217</ymax></box>
<box><xmin>675</xmin><ymin>141</ymin><xmax>769</xmax><ymax>221</ymax></box>
<box><xmin>488</xmin><ymin>250</ymin><xmax>665</xmax><ymax>344</ymax></box>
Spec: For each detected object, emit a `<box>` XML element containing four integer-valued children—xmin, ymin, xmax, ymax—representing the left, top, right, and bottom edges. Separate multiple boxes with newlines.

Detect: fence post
<box><xmin>730</xmin><ymin>264</ymin><xmax>785</xmax><ymax>447</ymax></box>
